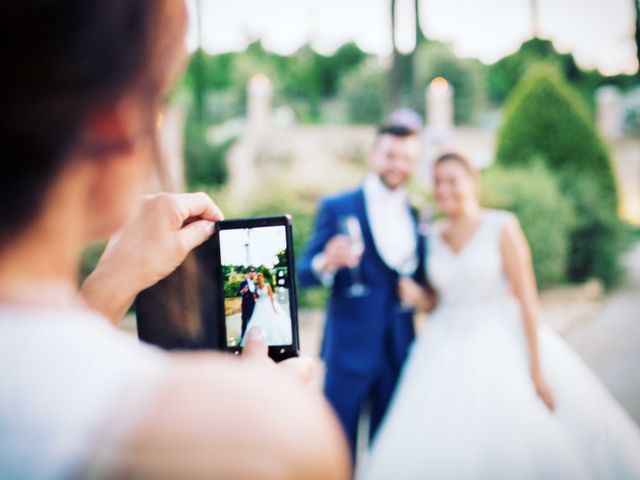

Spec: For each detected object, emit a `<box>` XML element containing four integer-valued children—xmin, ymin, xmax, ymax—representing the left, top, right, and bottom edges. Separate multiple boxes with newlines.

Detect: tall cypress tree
<box><xmin>496</xmin><ymin>64</ymin><xmax>617</xmax><ymax>207</ymax></box>
<box><xmin>496</xmin><ymin>64</ymin><xmax>625</xmax><ymax>286</ymax></box>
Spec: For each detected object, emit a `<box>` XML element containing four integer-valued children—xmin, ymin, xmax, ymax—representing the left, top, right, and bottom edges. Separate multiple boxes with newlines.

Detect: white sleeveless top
<box><xmin>0</xmin><ymin>305</ymin><xmax>168</xmax><ymax>479</ymax></box>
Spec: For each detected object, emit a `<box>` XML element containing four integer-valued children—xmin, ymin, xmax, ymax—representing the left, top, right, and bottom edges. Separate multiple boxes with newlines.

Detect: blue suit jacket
<box><xmin>298</xmin><ymin>187</ymin><xmax>425</xmax><ymax>376</ymax></box>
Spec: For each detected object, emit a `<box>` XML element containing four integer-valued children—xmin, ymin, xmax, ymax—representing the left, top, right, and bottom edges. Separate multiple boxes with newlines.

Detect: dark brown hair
<box><xmin>377</xmin><ymin>124</ymin><xmax>419</xmax><ymax>138</ymax></box>
<box><xmin>434</xmin><ymin>151</ymin><xmax>479</xmax><ymax>181</ymax></box>
<box><xmin>0</xmin><ymin>0</ymin><xmax>185</xmax><ymax>244</ymax></box>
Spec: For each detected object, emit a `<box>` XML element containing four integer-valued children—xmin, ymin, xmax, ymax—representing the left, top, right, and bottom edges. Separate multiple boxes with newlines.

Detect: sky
<box><xmin>185</xmin><ymin>0</ymin><xmax>638</xmax><ymax>75</ymax></box>
<box><xmin>220</xmin><ymin>226</ymin><xmax>287</xmax><ymax>268</ymax></box>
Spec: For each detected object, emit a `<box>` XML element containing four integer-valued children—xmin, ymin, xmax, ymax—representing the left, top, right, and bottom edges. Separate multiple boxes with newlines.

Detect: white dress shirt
<box><xmin>362</xmin><ymin>173</ymin><xmax>417</xmax><ymax>271</ymax></box>
<box><xmin>312</xmin><ymin>174</ymin><xmax>417</xmax><ymax>285</ymax></box>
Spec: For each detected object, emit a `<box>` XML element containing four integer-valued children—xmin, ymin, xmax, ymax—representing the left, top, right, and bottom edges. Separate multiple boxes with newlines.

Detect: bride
<box><xmin>361</xmin><ymin>152</ymin><xmax>640</xmax><ymax>479</ymax></box>
<box><xmin>241</xmin><ymin>273</ymin><xmax>292</xmax><ymax>346</ymax></box>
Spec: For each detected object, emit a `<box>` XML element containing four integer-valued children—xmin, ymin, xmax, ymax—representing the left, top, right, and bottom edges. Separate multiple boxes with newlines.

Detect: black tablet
<box><xmin>136</xmin><ymin>215</ymin><xmax>300</xmax><ymax>362</ymax></box>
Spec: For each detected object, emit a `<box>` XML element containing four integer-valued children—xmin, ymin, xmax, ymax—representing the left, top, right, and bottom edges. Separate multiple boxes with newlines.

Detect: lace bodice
<box><xmin>427</xmin><ymin>209</ymin><xmax>515</xmax><ymax>307</ymax></box>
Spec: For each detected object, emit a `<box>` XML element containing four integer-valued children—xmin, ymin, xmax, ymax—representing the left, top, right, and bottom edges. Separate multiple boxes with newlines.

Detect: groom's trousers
<box><xmin>324</xmin><ymin>348</ymin><xmax>401</xmax><ymax>462</ymax></box>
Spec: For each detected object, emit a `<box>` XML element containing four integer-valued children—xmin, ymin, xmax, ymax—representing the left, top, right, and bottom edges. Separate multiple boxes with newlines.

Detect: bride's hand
<box><xmin>399</xmin><ymin>277</ymin><xmax>435</xmax><ymax>311</ymax></box>
<box><xmin>532</xmin><ymin>370</ymin><xmax>555</xmax><ymax>412</ymax></box>
<box><xmin>398</xmin><ymin>277</ymin><xmax>422</xmax><ymax>307</ymax></box>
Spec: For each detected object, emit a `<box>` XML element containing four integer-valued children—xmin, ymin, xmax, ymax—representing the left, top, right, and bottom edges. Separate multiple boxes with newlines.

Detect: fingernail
<box><xmin>205</xmin><ymin>221</ymin><xmax>215</xmax><ymax>236</ymax></box>
<box><xmin>246</xmin><ymin>326</ymin><xmax>264</xmax><ymax>342</ymax></box>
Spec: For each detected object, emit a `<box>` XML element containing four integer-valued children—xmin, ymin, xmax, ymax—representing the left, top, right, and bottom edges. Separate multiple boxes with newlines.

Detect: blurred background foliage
<box><xmin>179</xmin><ymin>38</ymin><xmax>638</xmax><ymax>128</ymax></box>
<box><xmin>496</xmin><ymin>63</ymin><xmax>628</xmax><ymax>288</ymax></box>
<box><xmin>80</xmin><ymin>10</ymin><xmax>640</xmax><ymax>305</ymax></box>
<box><xmin>481</xmin><ymin>162</ymin><xmax>575</xmax><ymax>288</ymax></box>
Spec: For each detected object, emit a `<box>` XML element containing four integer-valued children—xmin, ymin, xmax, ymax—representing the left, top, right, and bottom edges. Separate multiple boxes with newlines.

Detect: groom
<box><xmin>238</xmin><ymin>267</ymin><xmax>258</xmax><ymax>340</ymax></box>
<box><xmin>298</xmin><ymin>122</ymin><xmax>425</xmax><ymax>461</ymax></box>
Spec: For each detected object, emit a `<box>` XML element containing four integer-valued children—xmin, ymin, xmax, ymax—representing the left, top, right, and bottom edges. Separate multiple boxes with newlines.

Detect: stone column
<box><xmin>247</xmin><ymin>73</ymin><xmax>272</xmax><ymax>143</ymax></box>
<box><xmin>425</xmin><ymin>76</ymin><xmax>454</xmax><ymax>144</ymax></box>
<box><xmin>597</xmin><ymin>85</ymin><xmax>622</xmax><ymax>140</ymax></box>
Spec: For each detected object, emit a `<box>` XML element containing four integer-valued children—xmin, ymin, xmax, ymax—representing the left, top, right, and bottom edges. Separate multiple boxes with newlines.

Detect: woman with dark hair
<box><xmin>0</xmin><ymin>2</ymin><xmax>349</xmax><ymax>479</ymax></box>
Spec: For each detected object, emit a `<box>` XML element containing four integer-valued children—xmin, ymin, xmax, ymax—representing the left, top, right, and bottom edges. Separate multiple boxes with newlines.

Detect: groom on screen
<box><xmin>238</xmin><ymin>266</ymin><xmax>258</xmax><ymax>340</ymax></box>
<box><xmin>298</xmin><ymin>116</ymin><xmax>425</xmax><ymax>461</ymax></box>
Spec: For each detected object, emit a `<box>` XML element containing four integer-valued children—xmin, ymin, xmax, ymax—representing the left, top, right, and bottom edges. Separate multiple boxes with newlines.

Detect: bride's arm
<box><xmin>267</xmin><ymin>284</ymin><xmax>278</xmax><ymax>313</ymax></box>
<box><xmin>500</xmin><ymin>216</ymin><xmax>555</xmax><ymax>411</ymax></box>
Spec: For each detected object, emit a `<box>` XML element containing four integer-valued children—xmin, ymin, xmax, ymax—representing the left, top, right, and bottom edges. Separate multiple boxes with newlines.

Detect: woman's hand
<box><xmin>398</xmin><ymin>277</ymin><xmax>436</xmax><ymax>312</ymax></box>
<box><xmin>242</xmin><ymin>327</ymin><xmax>317</xmax><ymax>386</ymax></box>
<box><xmin>532</xmin><ymin>369</ymin><xmax>555</xmax><ymax>412</ymax></box>
<box><xmin>80</xmin><ymin>192</ymin><xmax>223</xmax><ymax>324</ymax></box>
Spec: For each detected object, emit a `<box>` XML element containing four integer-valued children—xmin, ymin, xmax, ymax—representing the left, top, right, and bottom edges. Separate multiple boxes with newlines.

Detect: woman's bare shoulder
<box><xmin>105</xmin><ymin>353</ymin><xmax>350</xmax><ymax>480</ymax></box>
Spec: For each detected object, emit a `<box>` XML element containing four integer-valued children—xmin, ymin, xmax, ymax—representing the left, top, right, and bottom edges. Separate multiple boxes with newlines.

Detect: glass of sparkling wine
<box><xmin>340</xmin><ymin>215</ymin><xmax>368</xmax><ymax>297</ymax></box>
<box><xmin>397</xmin><ymin>252</ymin><xmax>419</xmax><ymax>312</ymax></box>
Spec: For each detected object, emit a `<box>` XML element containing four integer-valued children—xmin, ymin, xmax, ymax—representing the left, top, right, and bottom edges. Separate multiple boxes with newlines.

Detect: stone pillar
<box><xmin>597</xmin><ymin>85</ymin><xmax>622</xmax><ymax>140</ymax></box>
<box><xmin>247</xmin><ymin>73</ymin><xmax>272</xmax><ymax>143</ymax></box>
<box><xmin>425</xmin><ymin>76</ymin><xmax>454</xmax><ymax>144</ymax></box>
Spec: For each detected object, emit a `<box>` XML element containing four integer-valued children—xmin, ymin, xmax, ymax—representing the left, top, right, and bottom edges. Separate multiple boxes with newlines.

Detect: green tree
<box><xmin>339</xmin><ymin>62</ymin><xmax>386</xmax><ymax>124</ymax></box>
<box><xmin>184</xmin><ymin>117</ymin><xmax>232</xmax><ymax>189</ymax></box>
<box><xmin>275</xmin><ymin>249</ymin><xmax>287</xmax><ymax>267</ymax></box>
<box><xmin>486</xmin><ymin>38</ymin><xmax>638</xmax><ymax>108</ymax></box>
<box><xmin>496</xmin><ymin>64</ymin><xmax>626</xmax><ymax>287</ymax></box>
<box><xmin>487</xmin><ymin>38</ymin><xmax>581</xmax><ymax>104</ymax></box>
<box><xmin>495</xmin><ymin>63</ymin><xmax>617</xmax><ymax>207</ymax></box>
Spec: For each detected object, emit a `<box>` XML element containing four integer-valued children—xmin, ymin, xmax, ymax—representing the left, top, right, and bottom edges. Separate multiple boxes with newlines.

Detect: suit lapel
<box><xmin>355</xmin><ymin>187</ymin><xmax>391</xmax><ymax>272</ymax></box>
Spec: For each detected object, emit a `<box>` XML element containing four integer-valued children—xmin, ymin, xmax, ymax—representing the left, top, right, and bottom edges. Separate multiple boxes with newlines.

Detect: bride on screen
<box><xmin>241</xmin><ymin>273</ymin><xmax>292</xmax><ymax>346</ymax></box>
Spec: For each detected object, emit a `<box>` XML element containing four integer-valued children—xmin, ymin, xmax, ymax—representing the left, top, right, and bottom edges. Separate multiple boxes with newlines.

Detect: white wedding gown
<box><xmin>241</xmin><ymin>285</ymin><xmax>291</xmax><ymax>346</ymax></box>
<box><xmin>362</xmin><ymin>209</ymin><xmax>640</xmax><ymax>479</ymax></box>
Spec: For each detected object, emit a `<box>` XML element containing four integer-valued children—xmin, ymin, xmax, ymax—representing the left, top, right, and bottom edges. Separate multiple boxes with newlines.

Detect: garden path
<box><xmin>567</xmin><ymin>243</ymin><xmax>640</xmax><ymax>424</ymax></box>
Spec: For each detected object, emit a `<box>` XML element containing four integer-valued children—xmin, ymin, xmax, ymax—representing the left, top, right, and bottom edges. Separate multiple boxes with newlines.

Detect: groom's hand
<box><xmin>323</xmin><ymin>235</ymin><xmax>360</xmax><ymax>271</ymax></box>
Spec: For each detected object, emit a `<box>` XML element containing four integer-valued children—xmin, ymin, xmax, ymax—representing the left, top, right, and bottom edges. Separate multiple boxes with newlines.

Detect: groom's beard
<box><xmin>379</xmin><ymin>172</ymin><xmax>409</xmax><ymax>190</ymax></box>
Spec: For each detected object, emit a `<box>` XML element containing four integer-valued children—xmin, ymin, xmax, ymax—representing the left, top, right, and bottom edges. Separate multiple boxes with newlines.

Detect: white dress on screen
<box><xmin>241</xmin><ymin>285</ymin><xmax>291</xmax><ymax>346</ymax></box>
<box><xmin>361</xmin><ymin>209</ymin><xmax>640</xmax><ymax>479</ymax></box>
<box><xmin>0</xmin><ymin>305</ymin><xmax>168</xmax><ymax>480</ymax></box>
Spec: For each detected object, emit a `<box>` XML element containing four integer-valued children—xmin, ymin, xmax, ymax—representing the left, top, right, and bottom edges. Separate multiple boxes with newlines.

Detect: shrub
<box><xmin>481</xmin><ymin>163</ymin><xmax>574</xmax><ymax>288</ymax></box>
<box><xmin>495</xmin><ymin>63</ymin><xmax>618</xmax><ymax>209</ymax></box>
<box><xmin>184</xmin><ymin>119</ymin><xmax>232</xmax><ymax>189</ymax></box>
<box><xmin>224</xmin><ymin>281</ymin><xmax>242</xmax><ymax>298</ymax></box>
<box><xmin>338</xmin><ymin>62</ymin><xmax>386</xmax><ymax>124</ymax></box>
<box><xmin>565</xmin><ymin>180</ymin><xmax>629</xmax><ymax>288</ymax></box>
<box><xmin>495</xmin><ymin>63</ymin><xmax>625</xmax><ymax>287</ymax></box>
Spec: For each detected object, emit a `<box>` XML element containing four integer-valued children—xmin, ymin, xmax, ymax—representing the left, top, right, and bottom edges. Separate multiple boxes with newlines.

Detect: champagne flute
<box><xmin>396</xmin><ymin>252</ymin><xmax>419</xmax><ymax>312</ymax></box>
<box><xmin>340</xmin><ymin>215</ymin><xmax>369</xmax><ymax>297</ymax></box>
